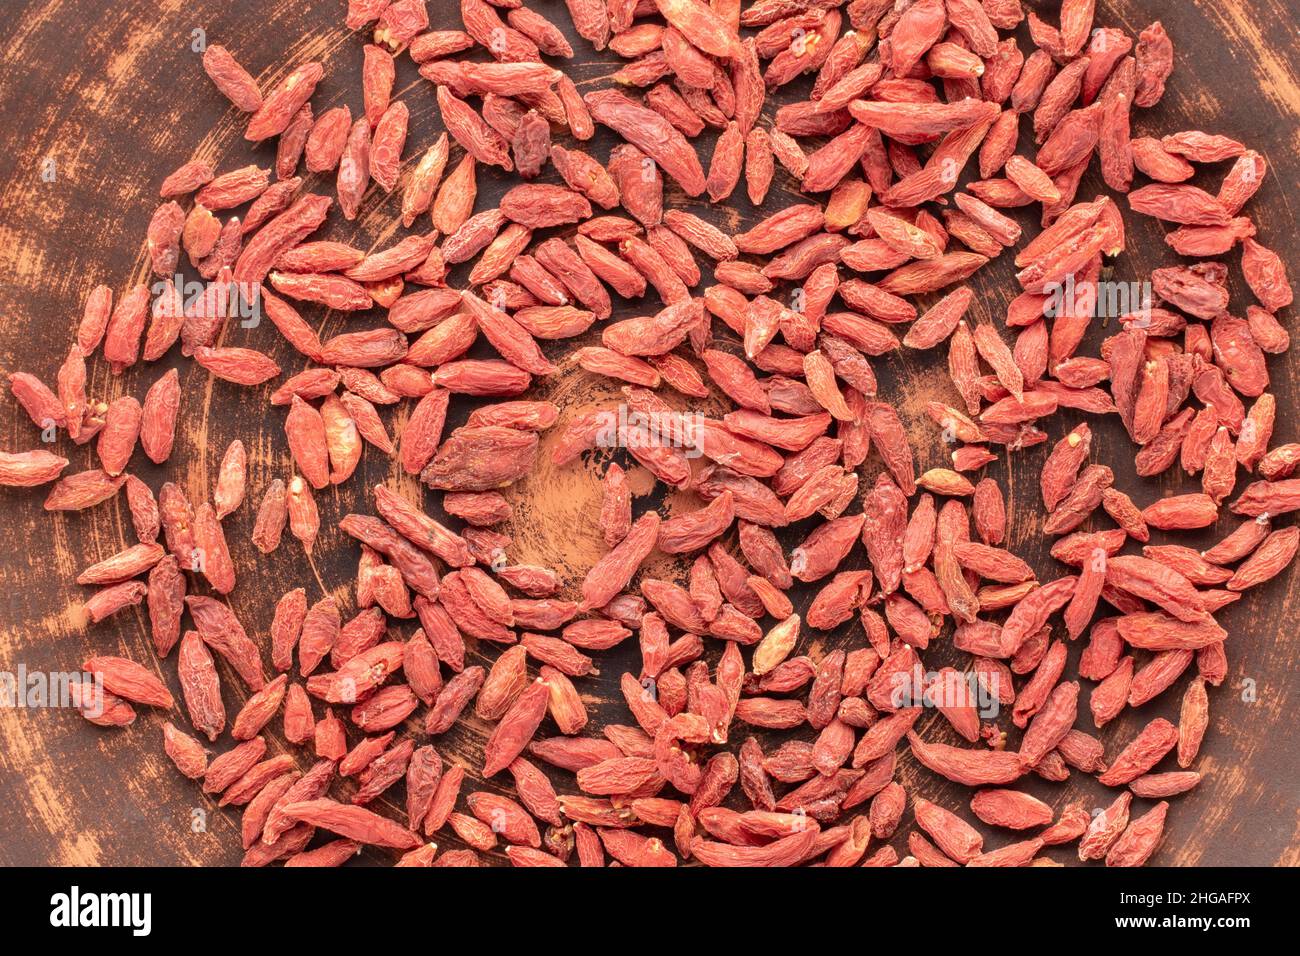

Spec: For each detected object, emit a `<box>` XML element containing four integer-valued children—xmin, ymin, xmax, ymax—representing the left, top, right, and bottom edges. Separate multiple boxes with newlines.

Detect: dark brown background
<box><xmin>0</xmin><ymin>0</ymin><xmax>1297</xmax><ymax>866</ymax></box>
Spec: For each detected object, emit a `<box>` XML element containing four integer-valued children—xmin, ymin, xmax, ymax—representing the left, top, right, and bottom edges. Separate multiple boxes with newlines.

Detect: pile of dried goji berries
<box><xmin>3</xmin><ymin>0</ymin><xmax>1295</xmax><ymax>868</ymax></box>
